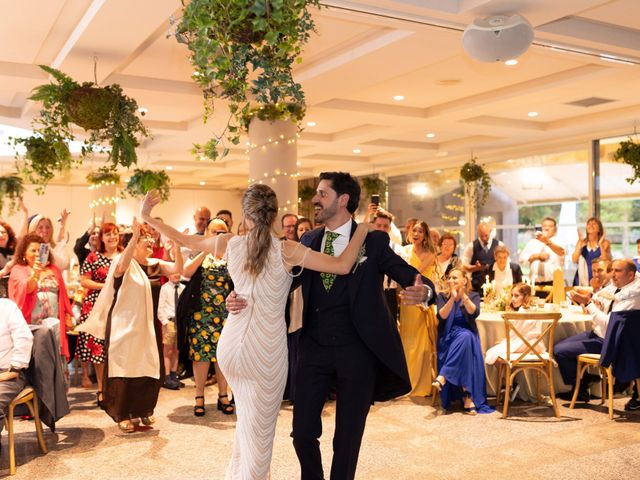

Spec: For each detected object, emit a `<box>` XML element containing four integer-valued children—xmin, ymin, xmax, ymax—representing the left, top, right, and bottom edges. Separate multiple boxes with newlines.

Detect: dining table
<box><xmin>477</xmin><ymin>305</ymin><xmax>593</xmax><ymax>402</ymax></box>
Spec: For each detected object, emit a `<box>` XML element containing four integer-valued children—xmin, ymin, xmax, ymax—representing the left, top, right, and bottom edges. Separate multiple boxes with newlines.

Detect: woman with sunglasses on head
<box><xmin>78</xmin><ymin>219</ymin><xmax>183</xmax><ymax>433</ymax></box>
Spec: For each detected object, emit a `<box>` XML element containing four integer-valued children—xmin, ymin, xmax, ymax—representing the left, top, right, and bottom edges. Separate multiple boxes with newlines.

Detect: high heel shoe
<box><xmin>96</xmin><ymin>391</ymin><xmax>103</xmax><ymax>408</ymax></box>
<box><xmin>431</xmin><ymin>378</ymin><xmax>444</xmax><ymax>392</ymax></box>
<box><xmin>194</xmin><ymin>396</ymin><xmax>205</xmax><ymax>417</ymax></box>
<box><xmin>462</xmin><ymin>392</ymin><xmax>477</xmax><ymax>416</ymax></box>
<box><xmin>217</xmin><ymin>394</ymin><xmax>235</xmax><ymax>415</ymax></box>
<box><xmin>140</xmin><ymin>416</ymin><xmax>155</xmax><ymax>426</ymax></box>
<box><xmin>118</xmin><ymin>420</ymin><xmax>135</xmax><ymax>433</ymax></box>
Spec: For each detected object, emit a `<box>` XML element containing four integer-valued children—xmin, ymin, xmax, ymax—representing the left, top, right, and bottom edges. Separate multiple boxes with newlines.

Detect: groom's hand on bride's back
<box><xmin>226</xmin><ymin>291</ymin><xmax>247</xmax><ymax>314</ymax></box>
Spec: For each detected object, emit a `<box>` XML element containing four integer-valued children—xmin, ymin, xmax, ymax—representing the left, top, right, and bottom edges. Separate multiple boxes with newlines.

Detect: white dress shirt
<box><xmin>157</xmin><ymin>280</ymin><xmax>185</xmax><ymax>326</ymax></box>
<box><xmin>588</xmin><ymin>276</ymin><xmax>640</xmax><ymax>338</ymax></box>
<box><xmin>461</xmin><ymin>239</ymin><xmax>504</xmax><ymax>266</ymax></box>
<box><xmin>492</xmin><ymin>263</ymin><xmax>513</xmax><ymax>294</ymax></box>
<box><xmin>518</xmin><ymin>236</ymin><xmax>565</xmax><ymax>282</ymax></box>
<box><xmin>320</xmin><ymin>219</ymin><xmax>353</xmax><ymax>257</ymax></box>
<box><xmin>0</xmin><ymin>298</ymin><xmax>34</xmax><ymax>370</ymax></box>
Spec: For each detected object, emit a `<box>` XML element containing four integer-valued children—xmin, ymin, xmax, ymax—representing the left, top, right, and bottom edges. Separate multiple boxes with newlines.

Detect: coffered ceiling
<box><xmin>1</xmin><ymin>0</ymin><xmax>639</xmax><ymax>190</ymax></box>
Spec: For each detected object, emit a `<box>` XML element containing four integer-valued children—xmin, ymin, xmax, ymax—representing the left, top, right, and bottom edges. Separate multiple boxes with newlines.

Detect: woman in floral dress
<box><xmin>78</xmin><ymin>223</ymin><xmax>121</xmax><ymax>401</ymax></box>
<box><xmin>182</xmin><ymin>218</ymin><xmax>234</xmax><ymax>416</ymax></box>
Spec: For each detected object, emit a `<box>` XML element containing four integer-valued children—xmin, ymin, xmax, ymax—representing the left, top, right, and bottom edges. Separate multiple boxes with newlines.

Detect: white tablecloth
<box><xmin>477</xmin><ymin>307</ymin><xmax>592</xmax><ymax>401</ymax></box>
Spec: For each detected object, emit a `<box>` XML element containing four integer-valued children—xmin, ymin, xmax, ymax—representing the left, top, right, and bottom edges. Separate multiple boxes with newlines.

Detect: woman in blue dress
<box><xmin>572</xmin><ymin>217</ymin><xmax>611</xmax><ymax>286</ymax></box>
<box><xmin>432</xmin><ymin>268</ymin><xmax>492</xmax><ymax>414</ymax></box>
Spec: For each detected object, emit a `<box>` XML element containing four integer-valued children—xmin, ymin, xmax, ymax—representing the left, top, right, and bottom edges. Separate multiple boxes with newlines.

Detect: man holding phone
<box><xmin>519</xmin><ymin>217</ymin><xmax>565</xmax><ymax>289</ymax></box>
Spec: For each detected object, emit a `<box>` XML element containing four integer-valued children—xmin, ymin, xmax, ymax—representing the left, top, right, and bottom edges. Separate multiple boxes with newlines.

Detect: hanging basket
<box><xmin>613</xmin><ymin>139</ymin><xmax>640</xmax><ymax>185</ymax></box>
<box><xmin>124</xmin><ymin>169</ymin><xmax>171</xmax><ymax>201</ymax></box>
<box><xmin>460</xmin><ymin>157</ymin><xmax>492</xmax><ymax>209</ymax></box>
<box><xmin>66</xmin><ymin>85</ymin><xmax>118</xmax><ymax>130</ymax></box>
<box><xmin>0</xmin><ymin>174</ymin><xmax>24</xmax><ymax>215</ymax></box>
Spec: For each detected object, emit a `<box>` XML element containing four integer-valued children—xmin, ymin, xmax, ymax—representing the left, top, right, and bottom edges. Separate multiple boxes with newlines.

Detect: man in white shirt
<box><xmin>556</xmin><ymin>259</ymin><xmax>640</xmax><ymax>401</ymax></box>
<box><xmin>0</xmin><ymin>298</ymin><xmax>34</xmax><ymax>436</ymax></box>
<box><xmin>519</xmin><ymin>217</ymin><xmax>566</xmax><ymax>290</ymax></box>
<box><xmin>158</xmin><ymin>272</ymin><xmax>185</xmax><ymax>390</ymax></box>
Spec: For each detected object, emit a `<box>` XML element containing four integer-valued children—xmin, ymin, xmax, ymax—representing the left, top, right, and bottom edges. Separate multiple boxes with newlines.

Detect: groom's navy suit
<box><xmin>292</xmin><ymin>222</ymin><xmax>435</xmax><ymax>480</ymax></box>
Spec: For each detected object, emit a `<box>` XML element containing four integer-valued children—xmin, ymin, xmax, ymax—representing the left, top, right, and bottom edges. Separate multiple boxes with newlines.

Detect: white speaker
<box><xmin>462</xmin><ymin>14</ymin><xmax>534</xmax><ymax>62</ymax></box>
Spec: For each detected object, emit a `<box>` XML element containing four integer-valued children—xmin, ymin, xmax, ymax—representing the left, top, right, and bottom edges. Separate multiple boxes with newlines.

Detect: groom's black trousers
<box><xmin>292</xmin><ymin>334</ymin><xmax>377</xmax><ymax>480</ymax></box>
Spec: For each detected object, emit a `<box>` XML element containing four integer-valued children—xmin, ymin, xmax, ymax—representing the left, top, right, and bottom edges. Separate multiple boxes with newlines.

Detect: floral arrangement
<box><xmin>482</xmin><ymin>281</ymin><xmax>512</xmax><ymax>311</ymax></box>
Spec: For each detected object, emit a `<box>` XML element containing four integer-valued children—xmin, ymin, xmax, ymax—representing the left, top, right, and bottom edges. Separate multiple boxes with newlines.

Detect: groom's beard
<box><xmin>314</xmin><ymin>200</ymin><xmax>338</xmax><ymax>224</ymax></box>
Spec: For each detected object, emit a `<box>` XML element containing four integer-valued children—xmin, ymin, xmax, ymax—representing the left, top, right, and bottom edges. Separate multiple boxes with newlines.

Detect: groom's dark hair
<box><xmin>319</xmin><ymin>172</ymin><xmax>361</xmax><ymax>214</ymax></box>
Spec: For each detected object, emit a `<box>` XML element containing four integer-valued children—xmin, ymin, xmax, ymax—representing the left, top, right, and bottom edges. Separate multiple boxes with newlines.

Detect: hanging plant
<box><xmin>0</xmin><ymin>174</ymin><xmax>24</xmax><ymax>215</ymax></box>
<box><xmin>28</xmin><ymin>65</ymin><xmax>149</xmax><ymax>174</ymax></box>
<box><xmin>86</xmin><ymin>168</ymin><xmax>121</xmax><ymax>187</ymax></box>
<box><xmin>460</xmin><ymin>157</ymin><xmax>492</xmax><ymax>208</ymax></box>
<box><xmin>613</xmin><ymin>139</ymin><xmax>640</xmax><ymax>185</ymax></box>
<box><xmin>176</xmin><ymin>0</ymin><xmax>320</xmax><ymax>161</ymax></box>
<box><xmin>124</xmin><ymin>169</ymin><xmax>171</xmax><ymax>201</ymax></box>
<box><xmin>298</xmin><ymin>184</ymin><xmax>315</xmax><ymax>202</ymax></box>
<box><xmin>360</xmin><ymin>176</ymin><xmax>388</xmax><ymax>196</ymax></box>
<box><xmin>10</xmin><ymin>136</ymin><xmax>74</xmax><ymax>194</ymax></box>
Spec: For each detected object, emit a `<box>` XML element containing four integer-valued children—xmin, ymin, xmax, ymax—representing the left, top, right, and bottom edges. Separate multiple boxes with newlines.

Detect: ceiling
<box><xmin>1</xmin><ymin>0</ymin><xmax>640</xmax><ymax>191</ymax></box>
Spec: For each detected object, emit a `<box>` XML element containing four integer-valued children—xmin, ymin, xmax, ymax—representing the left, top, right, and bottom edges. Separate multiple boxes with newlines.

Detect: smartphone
<box><xmin>371</xmin><ymin>194</ymin><xmax>380</xmax><ymax>206</ymax></box>
<box><xmin>39</xmin><ymin>243</ymin><xmax>50</xmax><ymax>264</ymax></box>
<box><xmin>535</xmin><ymin>225</ymin><xmax>542</xmax><ymax>233</ymax></box>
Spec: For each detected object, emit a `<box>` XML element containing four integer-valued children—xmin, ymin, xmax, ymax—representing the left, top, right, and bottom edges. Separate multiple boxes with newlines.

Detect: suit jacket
<box><xmin>487</xmin><ymin>262</ymin><xmax>523</xmax><ymax>286</ymax></box>
<box><xmin>295</xmin><ymin>223</ymin><xmax>435</xmax><ymax>401</ymax></box>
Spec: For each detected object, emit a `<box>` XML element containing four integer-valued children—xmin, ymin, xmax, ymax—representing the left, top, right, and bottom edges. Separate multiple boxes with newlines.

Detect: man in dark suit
<box><xmin>292</xmin><ymin>172</ymin><xmax>434</xmax><ymax>480</ymax></box>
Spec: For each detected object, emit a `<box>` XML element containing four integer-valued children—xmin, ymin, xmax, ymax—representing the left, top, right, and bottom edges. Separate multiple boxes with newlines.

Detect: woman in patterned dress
<box><xmin>78</xmin><ymin>223</ymin><xmax>121</xmax><ymax>399</ymax></box>
<box><xmin>182</xmin><ymin>218</ymin><xmax>234</xmax><ymax>416</ymax></box>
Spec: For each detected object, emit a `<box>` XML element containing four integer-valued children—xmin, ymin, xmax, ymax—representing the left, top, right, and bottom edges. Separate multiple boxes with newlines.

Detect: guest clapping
<box><xmin>572</xmin><ymin>217</ymin><xmax>611</xmax><ymax>286</ymax></box>
<box><xmin>432</xmin><ymin>269</ymin><xmax>491</xmax><ymax>414</ymax></box>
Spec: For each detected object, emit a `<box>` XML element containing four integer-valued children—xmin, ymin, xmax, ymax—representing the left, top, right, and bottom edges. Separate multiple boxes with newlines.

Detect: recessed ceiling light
<box><xmin>352</xmin><ymin>148</ymin><xmax>361</xmax><ymax>154</ymax></box>
<box><xmin>199</xmin><ymin>181</ymin><xmax>205</xmax><ymax>186</ymax></box>
<box><xmin>165</xmin><ymin>166</ymin><xmax>173</xmax><ymax>171</ymax></box>
<box><xmin>507</xmin><ymin>159</ymin><xmax>515</xmax><ymax>163</ymax></box>
<box><xmin>306</xmin><ymin>121</ymin><xmax>316</xmax><ymax>127</ymax></box>
<box><xmin>426</xmin><ymin>133</ymin><xmax>436</xmax><ymax>138</ymax></box>
<box><xmin>436</xmin><ymin>151</ymin><xmax>448</xmax><ymax>157</ymax></box>
<box><xmin>296</xmin><ymin>161</ymin><xmax>301</xmax><ymax>166</ymax></box>
<box><xmin>528</xmin><ymin>111</ymin><xmax>539</xmax><ymax>117</ymax></box>
<box><xmin>505</xmin><ymin>59</ymin><xmax>518</xmax><ymax>66</ymax></box>
<box><xmin>434</xmin><ymin>169</ymin><xmax>442</xmax><ymax>174</ymax></box>
<box><xmin>138</xmin><ymin>107</ymin><xmax>148</xmax><ymax>115</ymax></box>
<box><xmin>393</xmin><ymin>95</ymin><xmax>405</xmax><ymax>101</ymax></box>
<box><xmin>199</xmin><ymin>155</ymin><xmax>206</xmax><ymax>161</ymax></box>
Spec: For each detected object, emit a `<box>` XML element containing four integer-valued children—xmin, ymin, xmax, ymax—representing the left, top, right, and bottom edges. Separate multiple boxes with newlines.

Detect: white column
<box><xmin>248</xmin><ymin>118</ymin><xmax>298</xmax><ymax>215</ymax></box>
<box><xmin>463</xmin><ymin>182</ymin><xmax>477</xmax><ymax>247</ymax></box>
<box><xmin>89</xmin><ymin>183</ymin><xmax>117</xmax><ymax>223</ymax></box>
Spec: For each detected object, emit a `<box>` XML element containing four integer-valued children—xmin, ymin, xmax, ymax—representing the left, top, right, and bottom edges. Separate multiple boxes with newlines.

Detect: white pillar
<box><xmin>248</xmin><ymin>118</ymin><xmax>298</xmax><ymax>215</ymax></box>
<box><xmin>89</xmin><ymin>183</ymin><xmax>117</xmax><ymax>224</ymax></box>
<box><xmin>463</xmin><ymin>182</ymin><xmax>477</xmax><ymax>247</ymax></box>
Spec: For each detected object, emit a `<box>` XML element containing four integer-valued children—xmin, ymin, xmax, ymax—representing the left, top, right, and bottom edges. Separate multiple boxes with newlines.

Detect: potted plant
<box><xmin>29</xmin><ymin>65</ymin><xmax>149</xmax><ymax>172</ymax></box>
<box><xmin>11</xmin><ymin>136</ymin><xmax>74</xmax><ymax>193</ymax></box>
<box><xmin>176</xmin><ymin>0</ymin><xmax>320</xmax><ymax>160</ymax></box>
<box><xmin>86</xmin><ymin>168</ymin><xmax>121</xmax><ymax>188</ymax></box>
<box><xmin>460</xmin><ymin>157</ymin><xmax>492</xmax><ymax>209</ymax></box>
<box><xmin>613</xmin><ymin>139</ymin><xmax>640</xmax><ymax>185</ymax></box>
<box><xmin>0</xmin><ymin>174</ymin><xmax>24</xmax><ymax>215</ymax></box>
<box><xmin>361</xmin><ymin>176</ymin><xmax>387</xmax><ymax>197</ymax></box>
<box><xmin>123</xmin><ymin>169</ymin><xmax>171</xmax><ymax>201</ymax></box>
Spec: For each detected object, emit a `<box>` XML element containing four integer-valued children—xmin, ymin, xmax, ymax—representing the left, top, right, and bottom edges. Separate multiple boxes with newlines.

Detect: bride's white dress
<box><xmin>217</xmin><ymin>235</ymin><xmax>291</xmax><ymax>480</ymax></box>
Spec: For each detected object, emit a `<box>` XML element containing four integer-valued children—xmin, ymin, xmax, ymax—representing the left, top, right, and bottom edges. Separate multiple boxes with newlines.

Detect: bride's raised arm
<box><xmin>282</xmin><ymin>223</ymin><xmax>370</xmax><ymax>275</ymax></box>
<box><xmin>140</xmin><ymin>190</ymin><xmax>215</xmax><ymax>254</ymax></box>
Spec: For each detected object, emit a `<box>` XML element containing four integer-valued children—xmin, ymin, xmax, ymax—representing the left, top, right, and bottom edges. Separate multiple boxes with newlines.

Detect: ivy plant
<box><xmin>124</xmin><ymin>169</ymin><xmax>171</xmax><ymax>201</ymax></box>
<box><xmin>613</xmin><ymin>139</ymin><xmax>640</xmax><ymax>185</ymax></box>
<box><xmin>177</xmin><ymin>0</ymin><xmax>320</xmax><ymax>160</ymax></box>
<box><xmin>460</xmin><ymin>157</ymin><xmax>492</xmax><ymax>209</ymax></box>
<box><xmin>0</xmin><ymin>174</ymin><xmax>24</xmax><ymax>215</ymax></box>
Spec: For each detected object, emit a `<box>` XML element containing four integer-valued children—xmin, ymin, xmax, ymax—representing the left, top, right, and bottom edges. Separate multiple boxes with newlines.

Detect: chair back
<box><xmin>501</xmin><ymin>312</ymin><xmax>562</xmax><ymax>365</ymax></box>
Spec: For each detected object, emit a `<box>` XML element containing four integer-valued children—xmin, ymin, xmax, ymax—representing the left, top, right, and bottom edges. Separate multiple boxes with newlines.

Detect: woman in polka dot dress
<box><xmin>183</xmin><ymin>218</ymin><xmax>234</xmax><ymax>416</ymax></box>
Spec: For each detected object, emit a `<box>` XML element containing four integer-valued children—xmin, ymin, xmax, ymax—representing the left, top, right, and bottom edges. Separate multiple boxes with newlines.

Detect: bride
<box><xmin>141</xmin><ymin>184</ymin><xmax>370</xmax><ymax>479</ymax></box>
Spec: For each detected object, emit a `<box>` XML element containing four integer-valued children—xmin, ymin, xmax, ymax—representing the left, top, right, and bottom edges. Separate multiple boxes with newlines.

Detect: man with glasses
<box><xmin>281</xmin><ymin>213</ymin><xmax>298</xmax><ymax>241</ymax></box>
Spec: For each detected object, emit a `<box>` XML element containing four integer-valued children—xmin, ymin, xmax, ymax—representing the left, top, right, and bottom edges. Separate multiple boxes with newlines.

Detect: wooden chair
<box><xmin>3</xmin><ymin>387</ymin><xmax>48</xmax><ymax>475</ymax></box>
<box><xmin>569</xmin><ymin>353</ymin><xmax>614</xmax><ymax>419</ymax></box>
<box><xmin>495</xmin><ymin>312</ymin><xmax>562</xmax><ymax>418</ymax></box>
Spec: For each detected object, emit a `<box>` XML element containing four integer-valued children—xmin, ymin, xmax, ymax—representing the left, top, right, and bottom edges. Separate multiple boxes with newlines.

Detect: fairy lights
<box><xmin>88</xmin><ymin>180</ymin><xmax>117</xmax><ymax>190</ymax></box>
<box><xmin>89</xmin><ymin>196</ymin><xmax>120</xmax><ymax>209</ymax></box>
<box><xmin>245</xmin><ymin>134</ymin><xmax>299</xmax><ymax>155</ymax></box>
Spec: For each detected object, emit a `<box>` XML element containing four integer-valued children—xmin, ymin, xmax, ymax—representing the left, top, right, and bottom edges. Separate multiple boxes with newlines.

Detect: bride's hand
<box><xmin>140</xmin><ymin>190</ymin><xmax>161</xmax><ymax>220</ymax></box>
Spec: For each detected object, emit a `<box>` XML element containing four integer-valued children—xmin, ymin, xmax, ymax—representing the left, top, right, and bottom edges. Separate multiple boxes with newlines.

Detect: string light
<box><xmin>245</xmin><ymin>136</ymin><xmax>298</xmax><ymax>154</ymax></box>
<box><xmin>88</xmin><ymin>180</ymin><xmax>117</xmax><ymax>190</ymax></box>
<box><xmin>89</xmin><ymin>196</ymin><xmax>120</xmax><ymax>209</ymax></box>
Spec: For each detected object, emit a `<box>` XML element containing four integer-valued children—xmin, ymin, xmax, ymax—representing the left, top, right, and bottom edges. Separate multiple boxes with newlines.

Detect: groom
<box><xmin>229</xmin><ymin>172</ymin><xmax>434</xmax><ymax>479</ymax></box>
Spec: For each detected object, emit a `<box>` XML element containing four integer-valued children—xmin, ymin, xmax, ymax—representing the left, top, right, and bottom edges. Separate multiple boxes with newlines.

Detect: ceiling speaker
<box><xmin>462</xmin><ymin>14</ymin><xmax>534</xmax><ymax>62</ymax></box>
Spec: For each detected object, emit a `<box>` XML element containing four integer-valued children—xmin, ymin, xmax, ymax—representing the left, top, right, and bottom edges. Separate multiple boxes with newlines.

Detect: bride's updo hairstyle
<box><xmin>242</xmin><ymin>183</ymin><xmax>279</xmax><ymax>276</ymax></box>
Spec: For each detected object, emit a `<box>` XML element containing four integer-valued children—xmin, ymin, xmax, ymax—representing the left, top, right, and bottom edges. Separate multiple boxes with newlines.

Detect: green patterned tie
<box><xmin>321</xmin><ymin>231</ymin><xmax>340</xmax><ymax>291</ymax></box>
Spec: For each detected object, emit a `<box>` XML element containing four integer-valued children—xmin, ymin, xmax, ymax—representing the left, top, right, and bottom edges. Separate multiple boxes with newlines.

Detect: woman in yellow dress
<box><xmin>399</xmin><ymin>220</ymin><xmax>439</xmax><ymax>396</ymax></box>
